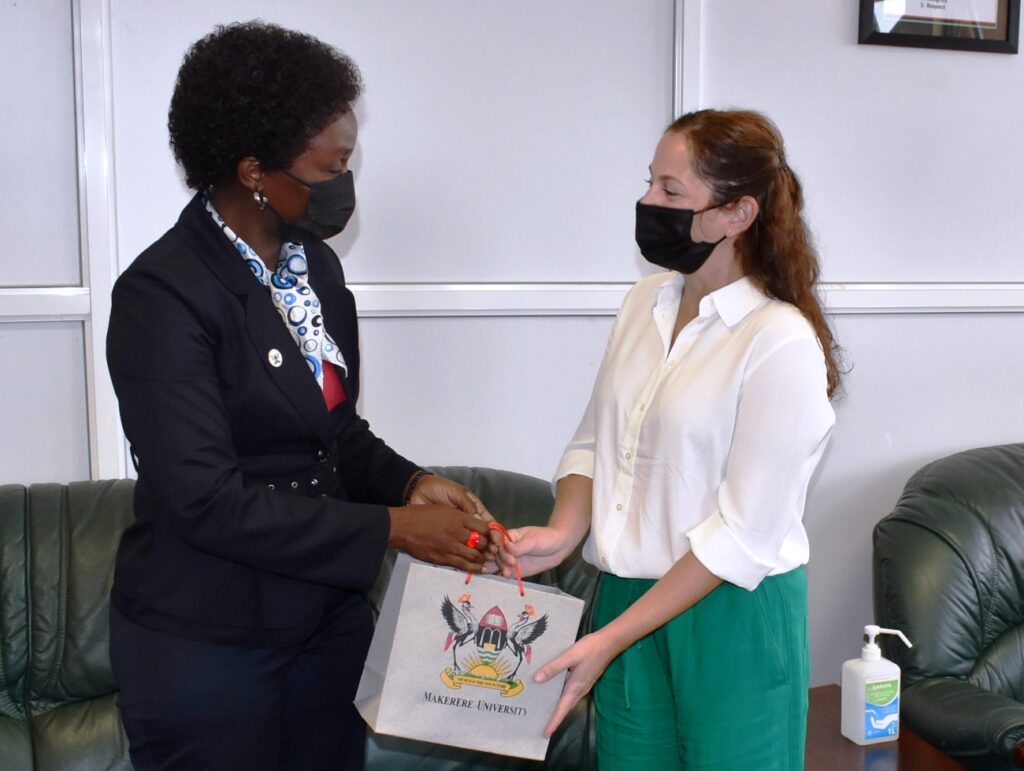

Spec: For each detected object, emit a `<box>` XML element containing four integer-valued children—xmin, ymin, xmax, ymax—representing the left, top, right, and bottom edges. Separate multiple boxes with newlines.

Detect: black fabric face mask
<box><xmin>285</xmin><ymin>170</ymin><xmax>356</xmax><ymax>240</ymax></box>
<box><xmin>635</xmin><ymin>200</ymin><xmax>726</xmax><ymax>274</ymax></box>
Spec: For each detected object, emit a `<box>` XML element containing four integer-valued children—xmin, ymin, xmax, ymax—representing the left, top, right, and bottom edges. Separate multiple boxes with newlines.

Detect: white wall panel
<box><xmin>110</xmin><ymin>0</ymin><xmax>674</xmax><ymax>282</ymax></box>
<box><xmin>0</xmin><ymin>0</ymin><xmax>81</xmax><ymax>286</ymax></box>
<box><xmin>806</xmin><ymin>311</ymin><xmax>1024</xmax><ymax>685</ymax></box>
<box><xmin>356</xmin><ymin>315</ymin><xmax>614</xmax><ymax>480</ymax></box>
<box><xmin>701</xmin><ymin>1</ymin><xmax>1024</xmax><ymax>283</ymax></box>
<box><xmin>0</xmin><ymin>323</ymin><xmax>90</xmax><ymax>484</ymax></box>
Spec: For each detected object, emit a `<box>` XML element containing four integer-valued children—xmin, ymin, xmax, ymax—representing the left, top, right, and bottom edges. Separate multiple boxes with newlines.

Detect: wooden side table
<box><xmin>806</xmin><ymin>685</ymin><xmax>967</xmax><ymax>770</ymax></box>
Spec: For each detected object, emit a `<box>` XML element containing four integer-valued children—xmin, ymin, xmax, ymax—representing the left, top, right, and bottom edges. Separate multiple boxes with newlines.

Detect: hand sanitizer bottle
<box><xmin>841</xmin><ymin>624</ymin><xmax>913</xmax><ymax>745</ymax></box>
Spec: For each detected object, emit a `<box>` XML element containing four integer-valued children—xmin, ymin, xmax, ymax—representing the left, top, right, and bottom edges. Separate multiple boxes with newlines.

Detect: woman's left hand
<box><xmin>408</xmin><ymin>475</ymin><xmax>500</xmax><ymax>563</ymax></box>
<box><xmin>534</xmin><ymin>631</ymin><xmax>618</xmax><ymax>738</ymax></box>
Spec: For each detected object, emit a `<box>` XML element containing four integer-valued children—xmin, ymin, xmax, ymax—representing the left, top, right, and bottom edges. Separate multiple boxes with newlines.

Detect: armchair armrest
<box><xmin>903</xmin><ymin>678</ymin><xmax>1024</xmax><ymax>765</ymax></box>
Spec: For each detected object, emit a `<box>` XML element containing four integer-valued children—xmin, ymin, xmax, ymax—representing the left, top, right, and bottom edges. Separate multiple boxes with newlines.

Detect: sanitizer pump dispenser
<box><xmin>841</xmin><ymin>625</ymin><xmax>913</xmax><ymax>745</ymax></box>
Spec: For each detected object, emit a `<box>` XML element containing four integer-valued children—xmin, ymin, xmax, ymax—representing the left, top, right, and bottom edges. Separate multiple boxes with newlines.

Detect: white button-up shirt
<box><xmin>555</xmin><ymin>272</ymin><xmax>835</xmax><ymax>590</ymax></box>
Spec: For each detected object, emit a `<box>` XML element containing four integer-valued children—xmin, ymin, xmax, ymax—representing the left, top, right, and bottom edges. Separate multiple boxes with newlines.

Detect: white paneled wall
<box><xmin>0</xmin><ymin>323</ymin><xmax>90</xmax><ymax>484</ymax></box>
<box><xmin>700</xmin><ymin>0</ymin><xmax>1024</xmax><ymax>282</ymax></box>
<box><xmin>109</xmin><ymin>0</ymin><xmax>675</xmax><ymax>281</ymax></box>
<box><xmin>357</xmin><ymin>315</ymin><xmax>615</xmax><ymax>480</ymax></box>
<box><xmin>0</xmin><ymin>0</ymin><xmax>81</xmax><ymax>287</ymax></box>
<box><xmin>806</xmin><ymin>312</ymin><xmax>1024</xmax><ymax>683</ymax></box>
<box><xmin>0</xmin><ymin>0</ymin><xmax>91</xmax><ymax>485</ymax></box>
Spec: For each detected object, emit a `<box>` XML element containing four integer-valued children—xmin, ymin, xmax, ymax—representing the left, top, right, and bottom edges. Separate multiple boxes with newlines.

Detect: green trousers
<box><xmin>593</xmin><ymin>568</ymin><xmax>809</xmax><ymax>771</ymax></box>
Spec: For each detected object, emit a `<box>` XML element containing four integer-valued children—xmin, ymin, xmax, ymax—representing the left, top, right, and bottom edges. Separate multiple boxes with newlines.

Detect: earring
<box><xmin>253</xmin><ymin>190</ymin><xmax>267</xmax><ymax>210</ymax></box>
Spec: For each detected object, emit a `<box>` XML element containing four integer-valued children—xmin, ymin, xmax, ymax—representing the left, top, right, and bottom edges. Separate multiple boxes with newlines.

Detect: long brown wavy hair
<box><xmin>667</xmin><ymin>109</ymin><xmax>843</xmax><ymax>398</ymax></box>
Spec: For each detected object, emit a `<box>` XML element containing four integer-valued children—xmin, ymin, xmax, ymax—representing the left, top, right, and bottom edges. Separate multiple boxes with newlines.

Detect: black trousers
<box><xmin>110</xmin><ymin>594</ymin><xmax>374</xmax><ymax>770</ymax></box>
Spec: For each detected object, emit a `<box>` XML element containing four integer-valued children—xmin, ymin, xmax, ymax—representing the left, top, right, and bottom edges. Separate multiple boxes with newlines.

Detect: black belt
<box><xmin>257</xmin><ymin>450</ymin><xmax>340</xmax><ymax>498</ymax></box>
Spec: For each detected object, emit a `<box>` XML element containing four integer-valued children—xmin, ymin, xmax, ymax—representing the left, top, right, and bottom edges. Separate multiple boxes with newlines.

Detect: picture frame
<box><xmin>858</xmin><ymin>0</ymin><xmax>1020</xmax><ymax>53</ymax></box>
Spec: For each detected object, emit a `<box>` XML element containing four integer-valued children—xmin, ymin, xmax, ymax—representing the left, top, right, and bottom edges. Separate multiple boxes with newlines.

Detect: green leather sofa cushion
<box><xmin>0</xmin><ymin>480</ymin><xmax>135</xmax><ymax>771</ymax></box>
<box><xmin>874</xmin><ymin>444</ymin><xmax>1024</xmax><ymax>690</ymax></box>
<box><xmin>31</xmin><ymin>694</ymin><xmax>132</xmax><ymax>771</ymax></box>
<box><xmin>1</xmin><ymin>486</ymin><xmax>33</xmax><ymax>769</ymax></box>
<box><xmin>0</xmin><ymin>485</ymin><xmax>29</xmax><ymax>722</ymax></box>
<box><xmin>874</xmin><ymin>443</ymin><xmax>1024</xmax><ymax>767</ymax></box>
<box><xmin>0</xmin><ymin>718</ymin><xmax>32</xmax><ymax>768</ymax></box>
<box><xmin>28</xmin><ymin>481</ymin><xmax>134</xmax><ymax>712</ymax></box>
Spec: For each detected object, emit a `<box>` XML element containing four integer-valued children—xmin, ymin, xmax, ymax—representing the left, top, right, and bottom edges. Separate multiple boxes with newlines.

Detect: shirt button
<box><xmin>290</xmin><ymin>481</ymin><xmax>299</xmax><ymax>489</ymax></box>
<box><xmin>267</xmin><ymin>483</ymin><xmax>275</xmax><ymax>490</ymax></box>
<box><xmin>625</xmin><ymin>452</ymin><xmax>632</xmax><ymax>460</ymax></box>
<box><xmin>616</xmin><ymin>504</ymin><xmax>622</xmax><ymax>511</ymax></box>
<box><xmin>311</xmin><ymin>478</ymin><xmax>319</xmax><ymax>487</ymax></box>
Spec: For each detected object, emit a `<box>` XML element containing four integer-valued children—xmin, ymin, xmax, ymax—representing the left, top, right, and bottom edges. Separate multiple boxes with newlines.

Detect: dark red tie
<box><xmin>322</xmin><ymin>362</ymin><xmax>347</xmax><ymax>411</ymax></box>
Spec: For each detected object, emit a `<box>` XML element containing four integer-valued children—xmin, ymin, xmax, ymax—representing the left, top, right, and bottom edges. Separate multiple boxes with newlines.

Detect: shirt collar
<box><xmin>703</xmin><ymin>276</ymin><xmax>769</xmax><ymax>328</ymax></box>
<box><xmin>652</xmin><ymin>272</ymin><xmax>686</xmax><ymax>317</ymax></box>
<box><xmin>653</xmin><ymin>273</ymin><xmax>769</xmax><ymax>329</ymax></box>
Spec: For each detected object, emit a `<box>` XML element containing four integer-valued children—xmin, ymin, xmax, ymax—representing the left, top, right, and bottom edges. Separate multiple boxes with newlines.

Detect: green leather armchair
<box><xmin>0</xmin><ymin>468</ymin><xmax>597</xmax><ymax>770</ymax></box>
<box><xmin>873</xmin><ymin>444</ymin><xmax>1024</xmax><ymax>770</ymax></box>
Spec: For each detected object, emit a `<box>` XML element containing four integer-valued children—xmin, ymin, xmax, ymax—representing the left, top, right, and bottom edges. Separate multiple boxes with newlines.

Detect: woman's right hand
<box><xmin>387</xmin><ymin>505</ymin><xmax>490</xmax><ymax>572</ymax></box>
<box><xmin>495</xmin><ymin>525</ymin><xmax>574</xmax><ymax>579</ymax></box>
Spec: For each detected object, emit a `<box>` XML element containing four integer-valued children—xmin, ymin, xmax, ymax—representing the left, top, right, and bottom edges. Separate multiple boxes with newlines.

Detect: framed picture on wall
<box><xmin>859</xmin><ymin>0</ymin><xmax>1020</xmax><ymax>53</ymax></box>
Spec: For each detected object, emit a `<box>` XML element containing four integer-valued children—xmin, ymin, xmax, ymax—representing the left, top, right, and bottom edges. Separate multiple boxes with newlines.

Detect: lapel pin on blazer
<box><xmin>268</xmin><ymin>349</ymin><xmax>283</xmax><ymax>367</ymax></box>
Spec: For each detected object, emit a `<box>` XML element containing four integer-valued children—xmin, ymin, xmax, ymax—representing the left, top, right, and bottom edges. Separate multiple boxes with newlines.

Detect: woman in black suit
<box><xmin>106</xmin><ymin>22</ymin><xmax>491</xmax><ymax>771</ymax></box>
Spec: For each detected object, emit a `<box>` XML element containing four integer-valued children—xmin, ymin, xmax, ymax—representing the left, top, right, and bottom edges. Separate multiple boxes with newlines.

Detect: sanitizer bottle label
<box><xmin>864</xmin><ymin>678</ymin><xmax>899</xmax><ymax>739</ymax></box>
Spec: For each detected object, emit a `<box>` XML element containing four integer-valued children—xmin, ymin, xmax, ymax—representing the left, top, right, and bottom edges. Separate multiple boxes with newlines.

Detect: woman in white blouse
<box><xmin>498</xmin><ymin>109</ymin><xmax>840</xmax><ymax>770</ymax></box>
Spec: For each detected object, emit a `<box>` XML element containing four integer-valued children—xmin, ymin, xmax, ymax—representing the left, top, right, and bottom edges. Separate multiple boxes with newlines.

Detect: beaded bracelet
<box><xmin>402</xmin><ymin>469</ymin><xmax>433</xmax><ymax>505</ymax></box>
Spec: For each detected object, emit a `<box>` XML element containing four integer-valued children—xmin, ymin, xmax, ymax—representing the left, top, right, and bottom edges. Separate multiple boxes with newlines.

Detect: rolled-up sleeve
<box><xmin>553</xmin><ymin>376</ymin><xmax>599</xmax><ymax>490</ymax></box>
<box><xmin>687</xmin><ymin>335</ymin><xmax>834</xmax><ymax>590</ymax></box>
<box><xmin>554</xmin><ymin>424</ymin><xmax>597</xmax><ymax>486</ymax></box>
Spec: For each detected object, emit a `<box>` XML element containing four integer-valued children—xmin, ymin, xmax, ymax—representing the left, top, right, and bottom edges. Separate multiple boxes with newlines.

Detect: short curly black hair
<box><xmin>168</xmin><ymin>21</ymin><xmax>363</xmax><ymax>190</ymax></box>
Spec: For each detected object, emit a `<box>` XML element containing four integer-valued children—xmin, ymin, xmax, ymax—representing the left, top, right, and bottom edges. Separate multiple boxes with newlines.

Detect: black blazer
<box><xmin>106</xmin><ymin>193</ymin><xmax>419</xmax><ymax>646</ymax></box>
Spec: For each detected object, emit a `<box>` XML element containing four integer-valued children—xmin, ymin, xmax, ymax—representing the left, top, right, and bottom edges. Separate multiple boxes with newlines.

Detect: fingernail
<box><xmin>534</xmin><ymin>673</ymin><xmax>545</xmax><ymax>683</ymax></box>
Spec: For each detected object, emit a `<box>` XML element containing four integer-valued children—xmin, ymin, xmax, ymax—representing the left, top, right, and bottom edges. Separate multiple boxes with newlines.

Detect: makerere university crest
<box><xmin>439</xmin><ymin>594</ymin><xmax>549</xmax><ymax>697</ymax></box>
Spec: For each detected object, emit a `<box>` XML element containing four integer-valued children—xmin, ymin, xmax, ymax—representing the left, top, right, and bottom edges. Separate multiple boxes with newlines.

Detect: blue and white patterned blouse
<box><xmin>204</xmin><ymin>196</ymin><xmax>348</xmax><ymax>388</ymax></box>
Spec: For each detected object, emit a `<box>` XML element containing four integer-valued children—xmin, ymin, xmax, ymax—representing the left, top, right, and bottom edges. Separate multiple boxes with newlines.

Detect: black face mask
<box><xmin>284</xmin><ymin>170</ymin><xmax>356</xmax><ymax>240</ymax></box>
<box><xmin>635</xmin><ymin>200</ymin><xmax>726</xmax><ymax>274</ymax></box>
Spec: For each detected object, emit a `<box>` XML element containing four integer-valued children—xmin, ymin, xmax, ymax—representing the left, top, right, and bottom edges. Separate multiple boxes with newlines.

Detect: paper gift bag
<box><xmin>356</xmin><ymin>554</ymin><xmax>585</xmax><ymax>760</ymax></box>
